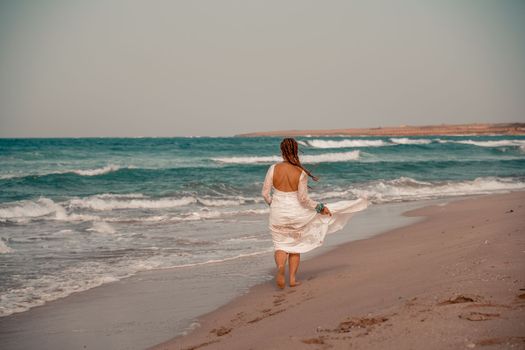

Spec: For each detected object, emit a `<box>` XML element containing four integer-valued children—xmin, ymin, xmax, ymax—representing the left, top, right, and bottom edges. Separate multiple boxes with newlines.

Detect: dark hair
<box><xmin>280</xmin><ymin>138</ymin><xmax>319</xmax><ymax>182</ymax></box>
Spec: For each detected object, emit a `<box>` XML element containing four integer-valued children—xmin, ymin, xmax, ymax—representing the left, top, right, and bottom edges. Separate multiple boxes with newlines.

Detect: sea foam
<box><xmin>351</xmin><ymin>176</ymin><xmax>525</xmax><ymax>203</ymax></box>
<box><xmin>70</xmin><ymin>164</ymin><xmax>124</xmax><ymax>176</ymax></box>
<box><xmin>68</xmin><ymin>196</ymin><xmax>197</xmax><ymax>210</ymax></box>
<box><xmin>306</xmin><ymin>139</ymin><xmax>388</xmax><ymax>148</ymax></box>
<box><xmin>87</xmin><ymin>221</ymin><xmax>116</xmax><ymax>234</ymax></box>
<box><xmin>0</xmin><ymin>164</ymin><xmax>129</xmax><ymax>181</ymax></box>
<box><xmin>437</xmin><ymin>139</ymin><xmax>525</xmax><ymax>148</ymax></box>
<box><xmin>212</xmin><ymin>151</ymin><xmax>360</xmax><ymax>164</ymax></box>
<box><xmin>390</xmin><ymin>138</ymin><xmax>433</xmax><ymax>145</ymax></box>
<box><xmin>0</xmin><ymin>249</ymin><xmax>273</xmax><ymax>317</ymax></box>
<box><xmin>0</xmin><ymin>198</ymin><xmax>65</xmax><ymax>220</ymax></box>
<box><xmin>0</xmin><ymin>240</ymin><xmax>14</xmax><ymax>254</ymax></box>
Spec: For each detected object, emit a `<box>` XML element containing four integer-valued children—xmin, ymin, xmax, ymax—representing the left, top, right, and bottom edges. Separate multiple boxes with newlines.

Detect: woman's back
<box><xmin>272</xmin><ymin>162</ymin><xmax>302</xmax><ymax>192</ymax></box>
<box><xmin>262</xmin><ymin>137</ymin><xmax>368</xmax><ymax>290</ymax></box>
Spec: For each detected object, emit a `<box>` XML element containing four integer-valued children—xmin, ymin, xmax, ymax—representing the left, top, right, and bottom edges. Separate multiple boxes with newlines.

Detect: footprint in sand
<box><xmin>404</xmin><ymin>297</ymin><xmax>419</xmax><ymax>307</ymax></box>
<box><xmin>247</xmin><ymin>305</ymin><xmax>287</xmax><ymax>324</ymax></box>
<box><xmin>437</xmin><ymin>295</ymin><xmax>480</xmax><ymax>305</ymax></box>
<box><xmin>458</xmin><ymin>311</ymin><xmax>500</xmax><ymax>321</ymax></box>
<box><xmin>477</xmin><ymin>336</ymin><xmax>525</xmax><ymax>346</ymax></box>
<box><xmin>273</xmin><ymin>293</ymin><xmax>287</xmax><ymax>306</ymax></box>
<box><xmin>210</xmin><ymin>326</ymin><xmax>232</xmax><ymax>336</ymax></box>
<box><xmin>301</xmin><ymin>336</ymin><xmax>326</xmax><ymax>345</ymax></box>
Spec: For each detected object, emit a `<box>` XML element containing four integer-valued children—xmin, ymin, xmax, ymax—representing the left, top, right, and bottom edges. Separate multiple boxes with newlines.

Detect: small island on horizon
<box><xmin>236</xmin><ymin>122</ymin><xmax>525</xmax><ymax>137</ymax></box>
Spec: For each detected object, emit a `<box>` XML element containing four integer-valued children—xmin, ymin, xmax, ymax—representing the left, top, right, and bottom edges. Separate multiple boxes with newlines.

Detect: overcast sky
<box><xmin>0</xmin><ymin>0</ymin><xmax>524</xmax><ymax>137</ymax></box>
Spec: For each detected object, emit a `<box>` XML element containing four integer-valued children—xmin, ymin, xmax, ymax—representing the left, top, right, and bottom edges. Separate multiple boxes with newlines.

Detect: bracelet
<box><xmin>315</xmin><ymin>202</ymin><xmax>324</xmax><ymax>213</ymax></box>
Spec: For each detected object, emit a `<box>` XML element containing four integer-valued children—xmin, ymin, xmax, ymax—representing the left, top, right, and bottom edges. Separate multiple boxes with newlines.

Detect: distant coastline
<box><xmin>236</xmin><ymin>122</ymin><xmax>525</xmax><ymax>137</ymax></box>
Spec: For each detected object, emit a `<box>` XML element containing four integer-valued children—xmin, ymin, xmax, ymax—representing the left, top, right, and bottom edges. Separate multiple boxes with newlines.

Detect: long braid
<box><xmin>280</xmin><ymin>138</ymin><xmax>319</xmax><ymax>182</ymax></box>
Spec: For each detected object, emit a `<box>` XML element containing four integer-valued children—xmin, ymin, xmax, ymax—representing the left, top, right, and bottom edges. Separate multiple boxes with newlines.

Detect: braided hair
<box><xmin>280</xmin><ymin>138</ymin><xmax>319</xmax><ymax>182</ymax></box>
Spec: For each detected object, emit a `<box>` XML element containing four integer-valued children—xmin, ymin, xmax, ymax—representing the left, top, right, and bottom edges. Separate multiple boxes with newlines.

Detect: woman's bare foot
<box><xmin>276</xmin><ymin>266</ymin><xmax>285</xmax><ymax>289</ymax></box>
<box><xmin>289</xmin><ymin>280</ymin><xmax>302</xmax><ymax>287</ymax></box>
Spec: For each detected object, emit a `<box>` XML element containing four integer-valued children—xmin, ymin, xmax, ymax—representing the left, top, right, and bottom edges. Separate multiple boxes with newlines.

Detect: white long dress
<box><xmin>261</xmin><ymin>163</ymin><xmax>369</xmax><ymax>254</ymax></box>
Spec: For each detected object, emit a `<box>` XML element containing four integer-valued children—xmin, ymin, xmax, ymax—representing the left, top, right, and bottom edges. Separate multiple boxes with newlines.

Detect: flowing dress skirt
<box><xmin>269</xmin><ymin>188</ymin><xmax>369</xmax><ymax>253</ymax></box>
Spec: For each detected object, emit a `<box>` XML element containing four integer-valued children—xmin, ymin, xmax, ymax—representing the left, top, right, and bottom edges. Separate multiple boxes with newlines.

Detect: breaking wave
<box><xmin>349</xmin><ymin>176</ymin><xmax>525</xmax><ymax>203</ymax></box>
<box><xmin>69</xmin><ymin>164</ymin><xmax>124</xmax><ymax>176</ymax></box>
<box><xmin>69</xmin><ymin>196</ymin><xmax>197</xmax><ymax>210</ymax></box>
<box><xmin>0</xmin><ymin>164</ymin><xmax>129</xmax><ymax>180</ymax></box>
<box><xmin>212</xmin><ymin>151</ymin><xmax>360</xmax><ymax>164</ymax></box>
<box><xmin>437</xmin><ymin>139</ymin><xmax>525</xmax><ymax>148</ymax></box>
<box><xmin>389</xmin><ymin>138</ymin><xmax>432</xmax><ymax>145</ymax></box>
<box><xmin>306</xmin><ymin>139</ymin><xmax>388</xmax><ymax>148</ymax></box>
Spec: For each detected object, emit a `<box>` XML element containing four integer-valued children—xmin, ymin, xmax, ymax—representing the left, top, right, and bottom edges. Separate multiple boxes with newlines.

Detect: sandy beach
<box><xmin>151</xmin><ymin>191</ymin><xmax>525</xmax><ymax>350</ymax></box>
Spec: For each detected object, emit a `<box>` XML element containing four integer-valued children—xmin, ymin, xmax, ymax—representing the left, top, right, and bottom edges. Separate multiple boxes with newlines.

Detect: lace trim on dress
<box><xmin>270</xmin><ymin>223</ymin><xmax>305</xmax><ymax>239</ymax></box>
<box><xmin>261</xmin><ymin>164</ymin><xmax>275</xmax><ymax>205</ymax></box>
<box><xmin>297</xmin><ymin>170</ymin><xmax>318</xmax><ymax>210</ymax></box>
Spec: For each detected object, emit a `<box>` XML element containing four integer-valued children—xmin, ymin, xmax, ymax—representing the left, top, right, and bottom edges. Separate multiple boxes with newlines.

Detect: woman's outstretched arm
<box><xmin>261</xmin><ymin>164</ymin><xmax>274</xmax><ymax>205</ymax></box>
<box><xmin>297</xmin><ymin>171</ymin><xmax>318</xmax><ymax>210</ymax></box>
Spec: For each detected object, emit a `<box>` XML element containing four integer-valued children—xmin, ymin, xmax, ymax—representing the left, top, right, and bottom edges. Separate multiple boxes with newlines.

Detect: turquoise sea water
<box><xmin>0</xmin><ymin>135</ymin><xmax>524</xmax><ymax>316</ymax></box>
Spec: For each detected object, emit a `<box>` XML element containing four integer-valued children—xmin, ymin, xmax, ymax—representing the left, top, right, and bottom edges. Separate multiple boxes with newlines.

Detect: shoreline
<box><xmin>0</xmin><ymin>198</ymin><xmax>448</xmax><ymax>350</ymax></box>
<box><xmin>151</xmin><ymin>191</ymin><xmax>525</xmax><ymax>350</ymax></box>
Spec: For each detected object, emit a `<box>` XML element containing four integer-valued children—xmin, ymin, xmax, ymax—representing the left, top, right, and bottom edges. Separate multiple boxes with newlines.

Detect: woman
<box><xmin>261</xmin><ymin>138</ymin><xmax>369</xmax><ymax>289</ymax></box>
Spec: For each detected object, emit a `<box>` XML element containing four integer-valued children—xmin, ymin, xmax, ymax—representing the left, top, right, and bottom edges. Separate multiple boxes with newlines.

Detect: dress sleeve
<box><xmin>297</xmin><ymin>171</ymin><xmax>318</xmax><ymax>210</ymax></box>
<box><xmin>261</xmin><ymin>164</ymin><xmax>274</xmax><ymax>206</ymax></box>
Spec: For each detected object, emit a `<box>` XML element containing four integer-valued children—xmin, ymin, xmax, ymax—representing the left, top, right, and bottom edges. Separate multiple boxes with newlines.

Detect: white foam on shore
<box><xmin>0</xmin><ymin>198</ymin><xmax>99</xmax><ymax>222</ymax></box>
<box><xmin>169</xmin><ymin>208</ymin><xmax>269</xmax><ymax>222</ymax></box>
<box><xmin>163</xmin><ymin>249</ymin><xmax>273</xmax><ymax>269</ymax></box>
<box><xmin>306</xmin><ymin>139</ymin><xmax>388</xmax><ymax>148</ymax></box>
<box><xmin>0</xmin><ymin>269</ymin><xmax>121</xmax><ymax>317</ymax></box>
<box><xmin>313</xmin><ymin>189</ymin><xmax>354</xmax><ymax>200</ymax></box>
<box><xmin>95</xmin><ymin>208</ymin><xmax>269</xmax><ymax>223</ymax></box>
<box><xmin>212</xmin><ymin>151</ymin><xmax>360</xmax><ymax>164</ymax></box>
<box><xmin>69</xmin><ymin>196</ymin><xmax>197</xmax><ymax>210</ymax></box>
<box><xmin>350</xmin><ymin>176</ymin><xmax>525</xmax><ymax>203</ymax></box>
<box><xmin>0</xmin><ymin>240</ymin><xmax>14</xmax><ymax>254</ymax></box>
<box><xmin>87</xmin><ymin>221</ymin><xmax>116</xmax><ymax>234</ymax></box>
<box><xmin>0</xmin><ymin>194</ymin><xmax>265</xmax><ymax>224</ymax></box>
<box><xmin>0</xmin><ymin>249</ymin><xmax>273</xmax><ymax>317</ymax></box>
<box><xmin>0</xmin><ymin>198</ymin><xmax>64</xmax><ymax>220</ymax></box>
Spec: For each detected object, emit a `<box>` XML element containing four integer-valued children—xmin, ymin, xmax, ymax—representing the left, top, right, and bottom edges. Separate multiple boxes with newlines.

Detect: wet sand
<box><xmin>0</xmin><ymin>200</ymin><xmax>430</xmax><ymax>350</ymax></box>
<box><xmin>151</xmin><ymin>191</ymin><xmax>525</xmax><ymax>350</ymax></box>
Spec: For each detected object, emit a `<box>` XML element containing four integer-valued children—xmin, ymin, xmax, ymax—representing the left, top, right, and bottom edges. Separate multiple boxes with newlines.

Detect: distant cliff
<box><xmin>236</xmin><ymin>123</ymin><xmax>525</xmax><ymax>137</ymax></box>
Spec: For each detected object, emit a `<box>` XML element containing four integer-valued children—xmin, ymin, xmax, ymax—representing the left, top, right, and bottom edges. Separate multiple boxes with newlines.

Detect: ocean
<box><xmin>0</xmin><ymin>135</ymin><xmax>524</xmax><ymax>318</ymax></box>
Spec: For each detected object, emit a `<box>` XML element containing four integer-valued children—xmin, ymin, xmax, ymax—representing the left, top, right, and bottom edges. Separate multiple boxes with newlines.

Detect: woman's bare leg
<box><xmin>274</xmin><ymin>250</ymin><xmax>288</xmax><ymax>289</ymax></box>
<box><xmin>289</xmin><ymin>253</ymin><xmax>301</xmax><ymax>287</ymax></box>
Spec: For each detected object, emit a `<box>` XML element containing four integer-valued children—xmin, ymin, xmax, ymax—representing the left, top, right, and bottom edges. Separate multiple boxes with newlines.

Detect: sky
<box><xmin>0</xmin><ymin>0</ymin><xmax>524</xmax><ymax>137</ymax></box>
